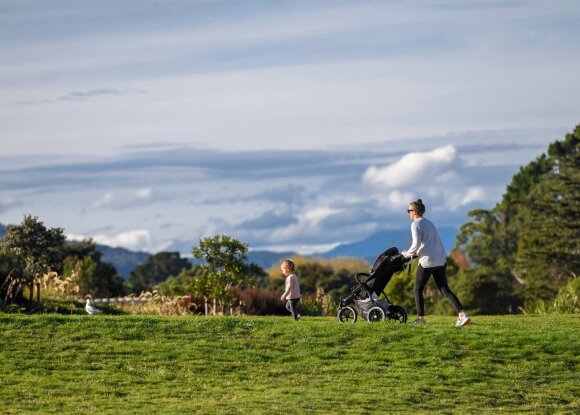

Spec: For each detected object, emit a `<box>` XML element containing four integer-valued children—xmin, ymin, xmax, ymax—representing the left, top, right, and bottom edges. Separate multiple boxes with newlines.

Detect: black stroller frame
<box><xmin>337</xmin><ymin>247</ymin><xmax>410</xmax><ymax>324</ymax></box>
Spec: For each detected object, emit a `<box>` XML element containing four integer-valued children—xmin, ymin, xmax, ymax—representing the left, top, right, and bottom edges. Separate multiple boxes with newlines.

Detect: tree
<box><xmin>192</xmin><ymin>235</ymin><xmax>259</xmax><ymax>304</ymax></box>
<box><xmin>0</xmin><ymin>215</ymin><xmax>66</xmax><ymax>306</ymax></box>
<box><xmin>58</xmin><ymin>239</ymin><xmax>125</xmax><ymax>298</ymax></box>
<box><xmin>514</xmin><ymin>129</ymin><xmax>580</xmax><ymax>300</ymax></box>
<box><xmin>246</xmin><ymin>262</ymin><xmax>269</xmax><ymax>288</ymax></box>
<box><xmin>127</xmin><ymin>252</ymin><xmax>190</xmax><ymax>294</ymax></box>
<box><xmin>292</xmin><ymin>262</ymin><xmax>334</xmax><ymax>295</ymax></box>
<box><xmin>156</xmin><ymin>265</ymin><xmax>205</xmax><ymax>296</ymax></box>
<box><xmin>454</xmin><ymin>209</ymin><xmax>522</xmax><ymax>313</ymax></box>
<box><xmin>63</xmin><ymin>256</ymin><xmax>125</xmax><ymax>298</ymax></box>
<box><xmin>454</xmin><ymin>125</ymin><xmax>580</xmax><ymax>312</ymax></box>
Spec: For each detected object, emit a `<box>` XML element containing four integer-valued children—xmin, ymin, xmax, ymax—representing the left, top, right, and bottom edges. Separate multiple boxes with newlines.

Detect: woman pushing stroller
<box><xmin>402</xmin><ymin>199</ymin><xmax>471</xmax><ymax>328</ymax></box>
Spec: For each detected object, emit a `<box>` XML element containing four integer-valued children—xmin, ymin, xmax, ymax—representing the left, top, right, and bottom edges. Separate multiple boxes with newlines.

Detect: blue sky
<box><xmin>1</xmin><ymin>1</ymin><xmax>579</xmax><ymax>255</ymax></box>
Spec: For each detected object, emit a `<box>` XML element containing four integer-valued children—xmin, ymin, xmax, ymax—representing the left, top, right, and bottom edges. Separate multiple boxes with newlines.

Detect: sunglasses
<box><xmin>407</xmin><ymin>209</ymin><xmax>415</xmax><ymax>213</ymax></box>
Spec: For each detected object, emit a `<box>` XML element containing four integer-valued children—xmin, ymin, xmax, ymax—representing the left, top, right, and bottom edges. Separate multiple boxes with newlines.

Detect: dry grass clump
<box><xmin>113</xmin><ymin>291</ymin><xmax>197</xmax><ymax>316</ymax></box>
<box><xmin>41</xmin><ymin>271</ymin><xmax>80</xmax><ymax>300</ymax></box>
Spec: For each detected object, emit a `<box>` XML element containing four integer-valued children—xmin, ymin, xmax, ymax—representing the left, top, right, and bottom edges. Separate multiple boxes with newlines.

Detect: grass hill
<box><xmin>0</xmin><ymin>314</ymin><xmax>577</xmax><ymax>414</ymax></box>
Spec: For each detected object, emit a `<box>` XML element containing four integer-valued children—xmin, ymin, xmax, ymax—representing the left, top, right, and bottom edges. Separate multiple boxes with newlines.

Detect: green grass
<box><xmin>0</xmin><ymin>314</ymin><xmax>578</xmax><ymax>414</ymax></box>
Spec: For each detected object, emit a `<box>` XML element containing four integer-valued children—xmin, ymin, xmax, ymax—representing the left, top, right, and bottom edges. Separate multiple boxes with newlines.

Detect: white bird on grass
<box><xmin>85</xmin><ymin>299</ymin><xmax>103</xmax><ymax>315</ymax></box>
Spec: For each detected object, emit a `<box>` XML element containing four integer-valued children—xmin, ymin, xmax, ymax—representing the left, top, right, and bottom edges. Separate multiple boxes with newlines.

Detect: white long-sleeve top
<box><xmin>402</xmin><ymin>217</ymin><xmax>447</xmax><ymax>268</ymax></box>
<box><xmin>282</xmin><ymin>273</ymin><xmax>301</xmax><ymax>300</ymax></box>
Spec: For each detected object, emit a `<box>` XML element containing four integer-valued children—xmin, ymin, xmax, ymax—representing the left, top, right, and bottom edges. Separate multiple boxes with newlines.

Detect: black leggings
<box><xmin>414</xmin><ymin>263</ymin><xmax>463</xmax><ymax>316</ymax></box>
<box><xmin>285</xmin><ymin>298</ymin><xmax>300</xmax><ymax>320</ymax></box>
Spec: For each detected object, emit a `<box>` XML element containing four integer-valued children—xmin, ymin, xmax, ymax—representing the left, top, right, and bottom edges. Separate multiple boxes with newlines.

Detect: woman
<box><xmin>402</xmin><ymin>199</ymin><xmax>471</xmax><ymax>327</ymax></box>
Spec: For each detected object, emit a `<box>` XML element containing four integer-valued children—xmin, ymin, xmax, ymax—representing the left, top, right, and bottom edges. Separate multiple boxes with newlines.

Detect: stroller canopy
<box><xmin>364</xmin><ymin>247</ymin><xmax>407</xmax><ymax>295</ymax></box>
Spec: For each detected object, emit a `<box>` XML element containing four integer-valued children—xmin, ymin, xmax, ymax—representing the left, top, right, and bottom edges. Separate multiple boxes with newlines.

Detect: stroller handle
<box><xmin>354</xmin><ymin>272</ymin><xmax>370</xmax><ymax>284</ymax></box>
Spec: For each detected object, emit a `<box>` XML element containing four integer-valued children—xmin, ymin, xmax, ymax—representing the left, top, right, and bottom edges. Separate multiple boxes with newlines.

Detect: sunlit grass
<box><xmin>0</xmin><ymin>314</ymin><xmax>578</xmax><ymax>414</ymax></box>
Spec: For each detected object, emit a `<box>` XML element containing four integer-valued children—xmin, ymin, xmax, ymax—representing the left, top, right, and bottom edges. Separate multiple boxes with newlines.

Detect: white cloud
<box><xmin>461</xmin><ymin>187</ymin><xmax>486</xmax><ymax>206</ymax></box>
<box><xmin>251</xmin><ymin>242</ymin><xmax>341</xmax><ymax>256</ymax></box>
<box><xmin>92</xmin><ymin>229</ymin><xmax>150</xmax><ymax>249</ymax></box>
<box><xmin>269</xmin><ymin>206</ymin><xmax>342</xmax><ymax>242</ymax></box>
<box><xmin>68</xmin><ymin>229</ymin><xmax>171</xmax><ymax>253</ymax></box>
<box><xmin>135</xmin><ymin>188</ymin><xmax>152</xmax><ymax>199</ymax></box>
<box><xmin>363</xmin><ymin>145</ymin><xmax>457</xmax><ymax>188</ymax></box>
<box><xmin>444</xmin><ymin>186</ymin><xmax>487</xmax><ymax>211</ymax></box>
<box><xmin>302</xmin><ymin>207</ymin><xmax>341</xmax><ymax>227</ymax></box>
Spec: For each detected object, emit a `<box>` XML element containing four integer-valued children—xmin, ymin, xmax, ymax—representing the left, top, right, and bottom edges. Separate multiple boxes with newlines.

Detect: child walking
<box><xmin>280</xmin><ymin>259</ymin><xmax>301</xmax><ymax>320</ymax></box>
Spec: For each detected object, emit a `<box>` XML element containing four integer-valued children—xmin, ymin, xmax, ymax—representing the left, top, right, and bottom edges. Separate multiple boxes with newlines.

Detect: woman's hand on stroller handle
<box><xmin>401</xmin><ymin>253</ymin><xmax>416</xmax><ymax>268</ymax></box>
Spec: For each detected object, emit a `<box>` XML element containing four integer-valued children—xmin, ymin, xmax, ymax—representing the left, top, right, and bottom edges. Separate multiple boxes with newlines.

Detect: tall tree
<box><xmin>192</xmin><ymin>235</ymin><xmax>259</xmax><ymax>304</ymax></box>
<box><xmin>0</xmin><ymin>215</ymin><xmax>66</xmax><ymax>305</ymax></box>
<box><xmin>455</xmin><ymin>125</ymin><xmax>580</xmax><ymax>312</ymax></box>
<box><xmin>514</xmin><ymin>129</ymin><xmax>580</xmax><ymax>300</ymax></box>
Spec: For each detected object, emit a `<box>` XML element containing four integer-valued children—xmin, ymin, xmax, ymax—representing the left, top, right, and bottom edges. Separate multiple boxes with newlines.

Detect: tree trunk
<box><xmin>36</xmin><ymin>275</ymin><xmax>41</xmax><ymax>304</ymax></box>
<box><xmin>29</xmin><ymin>278</ymin><xmax>34</xmax><ymax>303</ymax></box>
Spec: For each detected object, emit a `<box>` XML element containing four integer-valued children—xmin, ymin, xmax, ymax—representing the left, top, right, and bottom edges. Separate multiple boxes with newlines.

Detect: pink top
<box><xmin>282</xmin><ymin>273</ymin><xmax>301</xmax><ymax>300</ymax></box>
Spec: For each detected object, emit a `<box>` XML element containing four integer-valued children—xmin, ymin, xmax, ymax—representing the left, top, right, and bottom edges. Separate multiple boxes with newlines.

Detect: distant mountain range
<box><xmin>95</xmin><ymin>244</ymin><xmax>151</xmax><ymax>279</ymax></box>
<box><xmin>246</xmin><ymin>226</ymin><xmax>458</xmax><ymax>269</ymax></box>
<box><xmin>317</xmin><ymin>227</ymin><xmax>458</xmax><ymax>261</ymax></box>
<box><xmin>0</xmin><ymin>223</ymin><xmax>459</xmax><ymax>279</ymax></box>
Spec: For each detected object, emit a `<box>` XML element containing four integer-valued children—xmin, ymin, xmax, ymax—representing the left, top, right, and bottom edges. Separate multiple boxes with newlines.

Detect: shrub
<box><xmin>300</xmin><ymin>288</ymin><xmax>337</xmax><ymax>316</ymax></box>
<box><xmin>236</xmin><ymin>288</ymin><xmax>287</xmax><ymax>316</ymax></box>
<box><xmin>526</xmin><ymin>277</ymin><xmax>579</xmax><ymax>314</ymax></box>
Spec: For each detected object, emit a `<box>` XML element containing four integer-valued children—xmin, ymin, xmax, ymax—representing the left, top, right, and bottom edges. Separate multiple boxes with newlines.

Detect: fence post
<box><xmin>204</xmin><ymin>299</ymin><xmax>208</xmax><ymax>316</ymax></box>
<box><xmin>213</xmin><ymin>299</ymin><xmax>216</xmax><ymax>316</ymax></box>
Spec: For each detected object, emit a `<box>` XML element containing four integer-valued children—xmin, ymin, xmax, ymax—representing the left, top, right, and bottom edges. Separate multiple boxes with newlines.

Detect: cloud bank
<box><xmin>0</xmin><ymin>129</ymin><xmax>563</xmax><ymax>254</ymax></box>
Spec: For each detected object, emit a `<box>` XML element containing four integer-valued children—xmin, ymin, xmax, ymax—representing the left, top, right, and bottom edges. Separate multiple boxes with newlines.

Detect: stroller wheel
<box><xmin>337</xmin><ymin>306</ymin><xmax>357</xmax><ymax>324</ymax></box>
<box><xmin>387</xmin><ymin>305</ymin><xmax>407</xmax><ymax>324</ymax></box>
<box><xmin>367</xmin><ymin>306</ymin><xmax>385</xmax><ymax>323</ymax></box>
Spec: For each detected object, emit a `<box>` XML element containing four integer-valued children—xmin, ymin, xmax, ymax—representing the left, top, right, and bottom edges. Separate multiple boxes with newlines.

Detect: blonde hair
<box><xmin>281</xmin><ymin>259</ymin><xmax>295</xmax><ymax>271</ymax></box>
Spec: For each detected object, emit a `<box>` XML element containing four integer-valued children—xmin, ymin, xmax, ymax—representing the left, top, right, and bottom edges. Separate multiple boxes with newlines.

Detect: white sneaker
<box><xmin>456</xmin><ymin>315</ymin><xmax>471</xmax><ymax>327</ymax></box>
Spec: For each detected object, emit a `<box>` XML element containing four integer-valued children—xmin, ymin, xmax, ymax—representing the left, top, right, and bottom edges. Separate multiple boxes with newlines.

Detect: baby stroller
<box><xmin>337</xmin><ymin>247</ymin><xmax>410</xmax><ymax>324</ymax></box>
